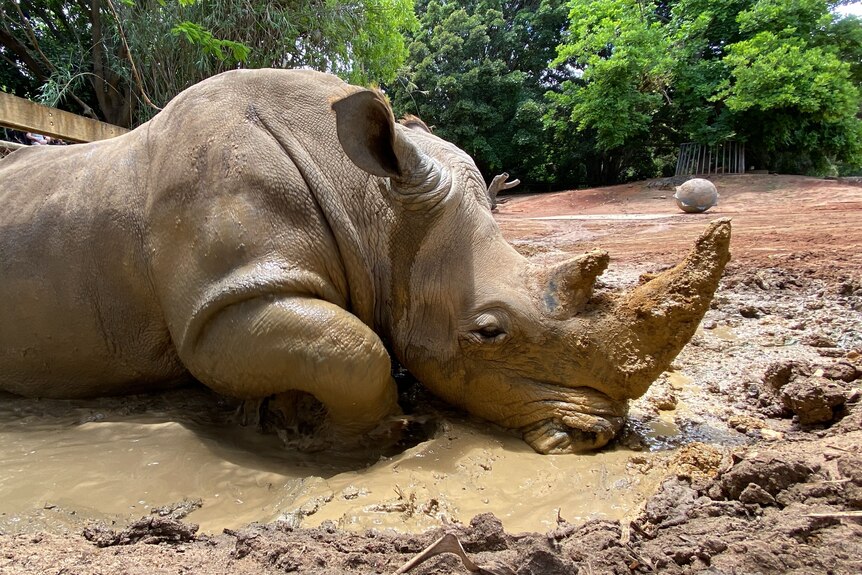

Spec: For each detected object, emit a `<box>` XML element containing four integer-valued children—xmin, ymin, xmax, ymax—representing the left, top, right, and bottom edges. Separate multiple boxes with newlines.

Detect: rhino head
<box><xmin>332</xmin><ymin>90</ymin><xmax>730</xmax><ymax>454</ymax></box>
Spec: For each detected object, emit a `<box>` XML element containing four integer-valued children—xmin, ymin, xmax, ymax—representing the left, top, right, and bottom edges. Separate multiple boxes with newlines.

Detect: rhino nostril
<box><xmin>522</xmin><ymin>413</ymin><xmax>624</xmax><ymax>454</ymax></box>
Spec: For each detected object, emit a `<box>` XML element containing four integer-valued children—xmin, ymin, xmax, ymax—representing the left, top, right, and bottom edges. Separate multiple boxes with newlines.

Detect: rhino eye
<box><xmin>476</xmin><ymin>325</ymin><xmax>505</xmax><ymax>339</ymax></box>
<box><xmin>469</xmin><ymin>313</ymin><xmax>509</xmax><ymax>344</ymax></box>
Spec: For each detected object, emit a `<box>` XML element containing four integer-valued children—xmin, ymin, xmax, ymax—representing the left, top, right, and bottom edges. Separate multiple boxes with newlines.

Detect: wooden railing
<box><xmin>0</xmin><ymin>92</ymin><xmax>128</xmax><ymax>146</ymax></box>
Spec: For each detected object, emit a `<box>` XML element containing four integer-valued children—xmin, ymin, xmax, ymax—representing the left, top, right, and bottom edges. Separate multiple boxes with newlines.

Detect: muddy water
<box><xmin>283</xmin><ymin>419</ymin><xmax>665</xmax><ymax>533</ymax></box>
<box><xmin>0</xmin><ymin>386</ymin><xmax>680</xmax><ymax>536</ymax></box>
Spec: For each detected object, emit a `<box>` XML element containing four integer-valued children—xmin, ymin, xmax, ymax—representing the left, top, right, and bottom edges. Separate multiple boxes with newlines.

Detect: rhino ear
<box><xmin>333</xmin><ymin>90</ymin><xmax>448</xmax><ymax>207</ymax></box>
<box><xmin>332</xmin><ymin>90</ymin><xmax>402</xmax><ymax>178</ymax></box>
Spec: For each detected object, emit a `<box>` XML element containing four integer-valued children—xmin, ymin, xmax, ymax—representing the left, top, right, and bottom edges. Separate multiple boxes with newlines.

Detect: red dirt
<box><xmin>496</xmin><ymin>174</ymin><xmax>862</xmax><ymax>278</ymax></box>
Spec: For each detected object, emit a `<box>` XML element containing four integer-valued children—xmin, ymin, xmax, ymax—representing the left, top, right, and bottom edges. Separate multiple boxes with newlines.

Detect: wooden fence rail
<box><xmin>0</xmin><ymin>92</ymin><xmax>128</xmax><ymax>144</ymax></box>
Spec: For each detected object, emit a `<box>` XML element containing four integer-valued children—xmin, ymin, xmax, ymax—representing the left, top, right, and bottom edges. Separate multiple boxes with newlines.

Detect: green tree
<box><xmin>1</xmin><ymin>0</ymin><xmax>416</xmax><ymax>127</ymax></box>
<box><xmin>550</xmin><ymin>0</ymin><xmax>862</xmax><ymax>180</ymax></box>
<box><xmin>713</xmin><ymin>1</ymin><xmax>862</xmax><ymax>173</ymax></box>
<box><xmin>548</xmin><ymin>0</ymin><xmax>675</xmax><ymax>184</ymax></box>
<box><xmin>389</xmin><ymin>0</ymin><xmax>569</xmax><ymax>186</ymax></box>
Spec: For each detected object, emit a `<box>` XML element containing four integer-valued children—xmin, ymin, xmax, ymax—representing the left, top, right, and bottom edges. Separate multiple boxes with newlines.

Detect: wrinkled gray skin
<box><xmin>0</xmin><ymin>69</ymin><xmax>730</xmax><ymax>453</ymax></box>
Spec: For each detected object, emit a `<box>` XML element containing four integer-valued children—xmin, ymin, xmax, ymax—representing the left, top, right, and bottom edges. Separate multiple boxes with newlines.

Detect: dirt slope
<box><xmin>496</xmin><ymin>174</ymin><xmax>862</xmax><ymax>277</ymax></box>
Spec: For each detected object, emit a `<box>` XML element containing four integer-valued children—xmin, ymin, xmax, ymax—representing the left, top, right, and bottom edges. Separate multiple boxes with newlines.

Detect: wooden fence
<box><xmin>0</xmin><ymin>92</ymin><xmax>128</xmax><ymax>157</ymax></box>
<box><xmin>675</xmin><ymin>141</ymin><xmax>745</xmax><ymax>176</ymax></box>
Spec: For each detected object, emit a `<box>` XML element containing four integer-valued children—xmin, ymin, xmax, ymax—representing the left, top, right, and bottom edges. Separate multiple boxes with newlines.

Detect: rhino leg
<box><xmin>181</xmin><ymin>296</ymin><xmax>400</xmax><ymax>445</ymax></box>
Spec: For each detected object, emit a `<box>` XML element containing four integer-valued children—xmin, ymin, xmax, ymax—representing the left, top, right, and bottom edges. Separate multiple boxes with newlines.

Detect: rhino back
<box><xmin>0</xmin><ymin>140</ymin><xmax>186</xmax><ymax>397</ymax></box>
<box><xmin>141</xmin><ymin>69</ymin><xmax>386</xmax><ymax>358</ymax></box>
<box><xmin>0</xmin><ymin>69</ymin><xmax>393</xmax><ymax>398</ymax></box>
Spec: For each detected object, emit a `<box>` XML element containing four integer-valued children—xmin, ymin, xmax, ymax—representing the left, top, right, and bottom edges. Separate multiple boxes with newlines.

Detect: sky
<box><xmin>834</xmin><ymin>2</ymin><xmax>862</xmax><ymax>17</ymax></box>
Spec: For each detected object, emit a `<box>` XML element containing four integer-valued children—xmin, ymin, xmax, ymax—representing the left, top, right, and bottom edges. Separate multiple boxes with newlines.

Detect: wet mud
<box><xmin>0</xmin><ymin>378</ymin><xmax>676</xmax><ymax>537</ymax></box>
<box><xmin>1</xmin><ymin>174</ymin><xmax>860</xmax><ymax>574</ymax></box>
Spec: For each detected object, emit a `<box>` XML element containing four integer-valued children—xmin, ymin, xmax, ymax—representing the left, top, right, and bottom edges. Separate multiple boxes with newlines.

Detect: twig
<box><xmin>103</xmin><ymin>0</ymin><xmax>162</xmax><ymax>112</ymax></box>
<box><xmin>805</xmin><ymin>511</ymin><xmax>862</xmax><ymax>519</ymax></box>
<box><xmin>393</xmin><ymin>532</ymin><xmax>514</xmax><ymax>575</ymax></box>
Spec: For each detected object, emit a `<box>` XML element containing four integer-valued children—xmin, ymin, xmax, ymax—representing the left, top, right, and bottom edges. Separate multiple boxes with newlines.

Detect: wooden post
<box><xmin>0</xmin><ymin>92</ymin><xmax>128</xmax><ymax>143</ymax></box>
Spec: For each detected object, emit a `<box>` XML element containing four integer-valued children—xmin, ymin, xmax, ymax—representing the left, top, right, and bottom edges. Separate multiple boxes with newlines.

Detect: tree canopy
<box><xmin>387</xmin><ymin>0</ymin><xmax>569</xmax><ymax>184</ymax></box>
<box><xmin>2</xmin><ymin>0</ymin><xmax>861</xmax><ymax>184</ymax></box>
<box><xmin>390</xmin><ymin>0</ymin><xmax>862</xmax><ymax>185</ymax></box>
<box><xmin>0</xmin><ymin>0</ymin><xmax>416</xmax><ymax>127</ymax></box>
<box><xmin>548</xmin><ymin>0</ymin><xmax>862</xmax><ymax>180</ymax></box>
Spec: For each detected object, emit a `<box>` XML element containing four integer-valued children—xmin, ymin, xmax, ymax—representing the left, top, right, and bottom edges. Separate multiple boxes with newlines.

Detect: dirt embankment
<box><xmin>1</xmin><ymin>175</ymin><xmax>860</xmax><ymax>574</ymax></box>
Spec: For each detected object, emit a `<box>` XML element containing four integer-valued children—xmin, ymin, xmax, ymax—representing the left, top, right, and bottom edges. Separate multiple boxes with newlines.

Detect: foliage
<box><xmin>3</xmin><ymin>0</ymin><xmax>861</xmax><ymax>183</ymax></box>
<box><xmin>170</xmin><ymin>22</ymin><xmax>250</xmax><ymax>65</ymax></box>
<box><xmin>546</xmin><ymin>0</ymin><xmax>862</xmax><ymax>180</ymax></box>
<box><xmin>388</xmin><ymin>0</ymin><xmax>569</xmax><ymax>185</ymax></box>
<box><xmin>0</xmin><ymin>0</ymin><xmax>416</xmax><ymax>127</ymax></box>
<box><xmin>553</xmin><ymin>0</ymin><xmax>673</xmax><ymax>151</ymax></box>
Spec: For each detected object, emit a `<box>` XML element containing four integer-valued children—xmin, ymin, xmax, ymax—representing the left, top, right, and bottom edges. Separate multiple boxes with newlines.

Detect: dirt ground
<box><xmin>1</xmin><ymin>174</ymin><xmax>860</xmax><ymax>574</ymax></box>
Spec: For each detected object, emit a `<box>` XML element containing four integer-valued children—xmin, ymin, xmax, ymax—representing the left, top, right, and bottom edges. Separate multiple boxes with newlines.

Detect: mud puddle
<box><xmin>0</xmin><ymin>388</ymin><xmax>363</xmax><ymax>535</ymax></box>
<box><xmin>0</xmin><ymin>381</ymin><xmax>736</xmax><ymax>536</ymax></box>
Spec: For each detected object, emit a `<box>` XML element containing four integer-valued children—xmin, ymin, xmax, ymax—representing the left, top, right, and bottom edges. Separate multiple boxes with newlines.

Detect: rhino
<box><xmin>0</xmin><ymin>69</ymin><xmax>730</xmax><ymax>453</ymax></box>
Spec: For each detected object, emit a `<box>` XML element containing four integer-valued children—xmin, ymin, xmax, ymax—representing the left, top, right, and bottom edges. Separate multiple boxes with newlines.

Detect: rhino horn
<box><xmin>542</xmin><ymin>249</ymin><xmax>609</xmax><ymax>319</ymax></box>
<box><xmin>486</xmin><ymin>172</ymin><xmax>520</xmax><ymax>210</ymax></box>
<box><xmin>580</xmin><ymin>218</ymin><xmax>731</xmax><ymax>401</ymax></box>
<box><xmin>332</xmin><ymin>90</ymin><xmax>449</xmax><ymax>209</ymax></box>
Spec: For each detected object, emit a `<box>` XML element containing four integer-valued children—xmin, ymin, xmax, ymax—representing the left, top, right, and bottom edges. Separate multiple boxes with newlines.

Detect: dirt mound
<box><xmin>496</xmin><ymin>174</ymin><xmax>862</xmax><ymax>278</ymax></box>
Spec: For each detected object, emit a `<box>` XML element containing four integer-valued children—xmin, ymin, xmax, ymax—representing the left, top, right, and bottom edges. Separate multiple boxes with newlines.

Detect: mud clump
<box><xmin>716</xmin><ymin>449</ymin><xmax>817</xmax><ymax>500</ymax></box>
<box><xmin>781</xmin><ymin>378</ymin><xmax>848</xmax><ymax>424</ymax></box>
<box><xmin>83</xmin><ymin>516</ymin><xmax>199</xmax><ymax>547</ymax></box>
<box><xmin>759</xmin><ymin>359</ymin><xmax>858</xmax><ymax>424</ymax></box>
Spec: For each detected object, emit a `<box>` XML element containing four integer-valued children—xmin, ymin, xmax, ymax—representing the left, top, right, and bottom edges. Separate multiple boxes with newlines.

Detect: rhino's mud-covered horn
<box><xmin>543</xmin><ymin>249</ymin><xmax>609</xmax><ymax>319</ymax></box>
<box><xmin>332</xmin><ymin>90</ymin><xmax>448</xmax><ymax>210</ymax></box>
<box><xmin>586</xmin><ymin>218</ymin><xmax>731</xmax><ymax>400</ymax></box>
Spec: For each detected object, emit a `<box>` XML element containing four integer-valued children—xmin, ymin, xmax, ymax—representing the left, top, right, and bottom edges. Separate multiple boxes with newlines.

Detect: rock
<box><xmin>649</xmin><ymin>389</ymin><xmax>678</xmax><ymax>411</ymax></box>
<box><xmin>759</xmin><ymin>361</ymin><xmax>804</xmax><ymax>416</ymax></box>
<box><xmin>727</xmin><ymin>414</ymin><xmax>767</xmax><ymax>433</ymax></box>
<box><xmin>719</xmin><ymin>451</ymin><xmax>816</xmax><ymax>499</ymax></box>
<box><xmin>644</xmin><ymin>477</ymin><xmax>699</xmax><ymax>526</ymax></box>
<box><xmin>739</xmin><ymin>305</ymin><xmax>761</xmax><ymax>319</ymax></box>
<box><xmin>759</xmin><ymin>429</ymin><xmax>785</xmax><ymax>441</ymax></box>
<box><xmin>463</xmin><ymin>513</ymin><xmax>509</xmax><ymax>552</ymax></box>
<box><xmin>801</xmin><ymin>333</ymin><xmax>837</xmax><ymax>348</ymax></box>
<box><xmin>780</xmin><ymin>377</ymin><xmax>847</xmax><ymax>425</ymax></box>
<box><xmin>738</xmin><ymin>483</ymin><xmax>776</xmax><ymax>506</ymax></box>
<box><xmin>822</xmin><ymin>361</ymin><xmax>860</xmax><ymax>383</ymax></box>
<box><xmin>671</xmin><ymin>443</ymin><xmax>725</xmax><ymax>481</ymax></box>
<box><xmin>674</xmin><ymin>178</ymin><xmax>719</xmax><ymax>213</ymax></box>
<box><xmin>762</xmin><ymin>361</ymin><xmax>801</xmax><ymax>391</ymax></box>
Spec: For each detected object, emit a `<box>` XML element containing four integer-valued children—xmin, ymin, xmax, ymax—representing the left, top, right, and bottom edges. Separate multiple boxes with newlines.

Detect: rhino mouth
<box><xmin>519</xmin><ymin>387</ymin><xmax>628</xmax><ymax>454</ymax></box>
